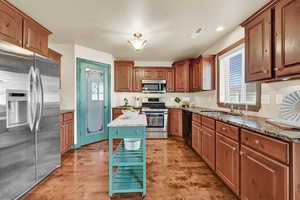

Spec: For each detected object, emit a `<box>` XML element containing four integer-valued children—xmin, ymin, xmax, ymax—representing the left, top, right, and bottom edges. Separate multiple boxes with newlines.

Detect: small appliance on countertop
<box><xmin>141</xmin><ymin>97</ymin><xmax>168</xmax><ymax>139</ymax></box>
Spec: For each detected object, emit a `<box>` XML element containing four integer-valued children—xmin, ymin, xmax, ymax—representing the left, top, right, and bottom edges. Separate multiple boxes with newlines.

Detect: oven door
<box><xmin>144</xmin><ymin>112</ymin><xmax>167</xmax><ymax>131</ymax></box>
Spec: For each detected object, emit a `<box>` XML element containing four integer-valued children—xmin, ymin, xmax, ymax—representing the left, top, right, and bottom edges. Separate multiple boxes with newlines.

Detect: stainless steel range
<box><xmin>141</xmin><ymin>97</ymin><xmax>168</xmax><ymax>139</ymax></box>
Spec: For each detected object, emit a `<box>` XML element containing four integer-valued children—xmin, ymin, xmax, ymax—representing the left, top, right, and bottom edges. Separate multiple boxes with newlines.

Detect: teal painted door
<box><xmin>77</xmin><ymin>58</ymin><xmax>111</xmax><ymax>146</ymax></box>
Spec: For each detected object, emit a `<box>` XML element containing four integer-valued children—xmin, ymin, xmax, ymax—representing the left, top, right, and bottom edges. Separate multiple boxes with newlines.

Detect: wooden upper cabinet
<box><xmin>275</xmin><ymin>0</ymin><xmax>300</xmax><ymax>77</ymax></box>
<box><xmin>23</xmin><ymin>18</ymin><xmax>50</xmax><ymax>57</ymax></box>
<box><xmin>143</xmin><ymin>68</ymin><xmax>155</xmax><ymax>80</ymax></box>
<box><xmin>114</xmin><ymin>61</ymin><xmax>133</xmax><ymax>92</ymax></box>
<box><xmin>165</xmin><ymin>68</ymin><xmax>174</xmax><ymax>92</ymax></box>
<box><xmin>241</xmin><ymin>145</ymin><xmax>289</xmax><ymax>200</ymax></box>
<box><xmin>132</xmin><ymin>67</ymin><xmax>144</xmax><ymax>92</ymax></box>
<box><xmin>143</xmin><ymin>68</ymin><xmax>166</xmax><ymax>80</ymax></box>
<box><xmin>0</xmin><ymin>1</ymin><xmax>23</xmax><ymax>47</ymax></box>
<box><xmin>48</xmin><ymin>48</ymin><xmax>62</xmax><ymax>63</ymax></box>
<box><xmin>201</xmin><ymin>55</ymin><xmax>216</xmax><ymax>90</ymax></box>
<box><xmin>191</xmin><ymin>59</ymin><xmax>201</xmax><ymax>91</ymax></box>
<box><xmin>174</xmin><ymin>60</ymin><xmax>190</xmax><ymax>92</ymax></box>
<box><xmin>243</xmin><ymin>8</ymin><xmax>273</xmax><ymax>82</ymax></box>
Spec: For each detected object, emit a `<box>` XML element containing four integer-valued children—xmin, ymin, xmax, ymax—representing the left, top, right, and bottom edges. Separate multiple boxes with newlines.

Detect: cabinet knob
<box><xmin>255</xmin><ymin>139</ymin><xmax>260</xmax><ymax>145</ymax></box>
<box><xmin>222</xmin><ymin>127</ymin><xmax>227</xmax><ymax>132</ymax></box>
<box><xmin>6</xmin><ymin>23</ymin><xmax>10</xmax><ymax>28</ymax></box>
<box><xmin>262</xmin><ymin>69</ymin><xmax>269</xmax><ymax>74</ymax></box>
<box><xmin>18</xmin><ymin>40</ymin><xmax>22</xmax><ymax>44</ymax></box>
<box><xmin>240</xmin><ymin>151</ymin><xmax>245</xmax><ymax>155</ymax></box>
<box><xmin>264</xmin><ymin>49</ymin><xmax>268</xmax><ymax>53</ymax></box>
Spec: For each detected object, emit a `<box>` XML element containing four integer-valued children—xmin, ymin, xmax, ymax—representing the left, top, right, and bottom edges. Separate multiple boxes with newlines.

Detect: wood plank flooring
<box><xmin>22</xmin><ymin>138</ymin><xmax>237</xmax><ymax>200</ymax></box>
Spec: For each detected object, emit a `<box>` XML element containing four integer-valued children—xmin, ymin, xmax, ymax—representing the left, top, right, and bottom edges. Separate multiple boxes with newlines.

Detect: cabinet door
<box><xmin>241</xmin><ymin>146</ymin><xmax>289</xmax><ymax>200</ymax></box>
<box><xmin>66</xmin><ymin>120</ymin><xmax>74</xmax><ymax>148</ymax></box>
<box><xmin>0</xmin><ymin>1</ymin><xmax>23</xmax><ymax>47</ymax></box>
<box><xmin>216</xmin><ymin>133</ymin><xmax>239</xmax><ymax>195</ymax></box>
<box><xmin>175</xmin><ymin>61</ymin><xmax>190</xmax><ymax>92</ymax></box>
<box><xmin>202</xmin><ymin>126</ymin><xmax>216</xmax><ymax>170</ymax></box>
<box><xmin>192</xmin><ymin>123</ymin><xmax>199</xmax><ymax>152</ymax></box>
<box><xmin>275</xmin><ymin>0</ymin><xmax>300</xmax><ymax>77</ymax></box>
<box><xmin>23</xmin><ymin>18</ymin><xmax>49</xmax><ymax>57</ymax></box>
<box><xmin>202</xmin><ymin>56</ymin><xmax>215</xmax><ymax>90</ymax></box>
<box><xmin>114</xmin><ymin>61</ymin><xmax>133</xmax><ymax>92</ymax></box>
<box><xmin>244</xmin><ymin>9</ymin><xmax>272</xmax><ymax>82</ymax></box>
<box><xmin>132</xmin><ymin>68</ymin><xmax>143</xmax><ymax>92</ymax></box>
<box><xmin>166</xmin><ymin>68</ymin><xmax>174</xmax><ymax>92</ymax></box>
<box><xmin>143</xmin><ymin>68</ymin><xmax>155</xmax><ymax>79</ymax></box>
<box><xmin>155</xmin><ymin>69</ymin><xmax>166</xmax><ymax>80</ymax></box>
<box><xmin>191</xmin><ymin>59</ymin><xmax>200</xmax><ymax>91</ymax></box>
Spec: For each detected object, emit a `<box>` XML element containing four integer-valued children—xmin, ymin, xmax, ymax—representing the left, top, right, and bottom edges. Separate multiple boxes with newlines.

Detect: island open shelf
<box><xmin>108</xmin><ymin>114</ymin><xmax>147</xmax><ymax>198</ymax></box>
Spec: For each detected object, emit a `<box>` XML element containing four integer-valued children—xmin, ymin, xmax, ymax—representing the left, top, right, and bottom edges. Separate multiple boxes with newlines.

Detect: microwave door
<box><xmin>0</xmin><ymin>47</ymin><xmax>37</xmax><ymax>200</ymax></box>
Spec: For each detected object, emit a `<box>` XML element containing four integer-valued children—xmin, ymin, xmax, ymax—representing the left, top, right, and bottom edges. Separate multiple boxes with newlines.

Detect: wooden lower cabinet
<box><xmin>192</xmin><ymin>121</ymin><xmax>202</xmax><ymax>155</ymax></box>
<box><xmin>60</xmin><ymin>112</ymin><xmax>74</xmax><ymax>154</ymax></box>
<box><xmin>201</xmin><ymin>126</ymin><xmax>215</xmax><ymax>170</ymax></box>
<box><xmin>112</xmin><ymin>108</ymin><xmax>123</xmax><ymax>120</ymax></box>
<box><xmin>216</xmin><ymin>133</ymin><xmax>239</xmax><ymax>195</ymax></box>
<box><xmin>169</xmin><ymin>109</ymin><xmax>182</xmax><ymax>137</ymax></box>
<box><xmin>241</xmin><ymin>145</ymin><xmax>289</xmax><ymax>200</ymax></box>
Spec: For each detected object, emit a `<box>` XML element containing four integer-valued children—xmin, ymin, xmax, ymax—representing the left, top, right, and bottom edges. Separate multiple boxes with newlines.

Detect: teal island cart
<box><xmin>107</xmin><ymin>114</ymin><xmax>147</xmax><ymax>198</ymax></box>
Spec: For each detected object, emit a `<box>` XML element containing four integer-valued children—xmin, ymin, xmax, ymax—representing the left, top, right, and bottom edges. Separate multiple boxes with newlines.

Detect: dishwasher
<box><xmin>182</xmin><ymin>110</ymin><xmax>192</xmax><ymax>148</ymax></box>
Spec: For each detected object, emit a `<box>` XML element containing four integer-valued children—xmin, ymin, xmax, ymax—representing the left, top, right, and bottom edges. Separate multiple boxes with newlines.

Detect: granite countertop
<box><xmin>108</xmin><ymin>114</ymin><xmax>147</xmax><ymax>127</ymax></box>
<box><xmin>60</xmin><ymin>109</ymin><xmax>75</xmax><ymax>114</ymax></box>
<box><xmin>170</xmin><ymin>106</ymin><xmax>300</xmax><ymax>142</ymax></box>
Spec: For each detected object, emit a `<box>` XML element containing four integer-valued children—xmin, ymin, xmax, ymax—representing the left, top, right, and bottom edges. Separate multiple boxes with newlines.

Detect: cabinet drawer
<box><xmin>241</xmin><ymin>129</ymin><xmax>289</xmax><ymax>164</ymax></box>
<box><xmin>192</xmin><ymin>113</ymin><xmax>201</xmax><ymax>124</ymax></box>
<box><xmin>63</xmin><ymin>112</ymin><xmax>73</xmax><ymax>122</ymax></box>
<box><xmin>216</xmin><ymin>121</ymin><xmax>239</xmax><ymax>141</ymax></box>
<box><xmin>109</xmin><ymin>127</ymin><xmax>146</xmax><ymax>139</ymax></box>
<box><xmin>202</xmin><ymin>116</ymin><xmax>215</xmax><ymax>130</ymax></box>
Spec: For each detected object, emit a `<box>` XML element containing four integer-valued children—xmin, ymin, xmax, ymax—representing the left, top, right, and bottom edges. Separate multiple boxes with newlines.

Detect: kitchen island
<box><xmin>107</xmin><ymin>114</ymin><xmax>147</xmax><ymax>198</ymax></box>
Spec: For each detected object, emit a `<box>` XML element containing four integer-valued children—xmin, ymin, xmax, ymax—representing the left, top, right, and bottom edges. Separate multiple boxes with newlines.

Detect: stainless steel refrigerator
<box><xmin>0</xmin><ymin>41</ymin><xmax>60</xmax><ymax>200</ymax></box>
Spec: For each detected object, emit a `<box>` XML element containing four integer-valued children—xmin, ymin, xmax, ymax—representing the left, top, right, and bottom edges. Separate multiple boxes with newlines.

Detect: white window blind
<box><xmin>219</xmin><ymin>43</ymin><xmax>257</xmax><ymax>106</ymax></box>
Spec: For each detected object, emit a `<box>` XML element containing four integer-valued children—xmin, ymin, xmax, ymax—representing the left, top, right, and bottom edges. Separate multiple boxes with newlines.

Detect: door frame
<box><xmin>76</xmin><ymin>57</ymin><xmax>111</xmax><ymax>148</ymax></box>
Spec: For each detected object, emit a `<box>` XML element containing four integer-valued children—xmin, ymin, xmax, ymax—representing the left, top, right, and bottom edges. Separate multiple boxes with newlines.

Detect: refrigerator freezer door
<box><xmin>0</xmin><ymin>49</ymin><xmax>36</xmax><ymax>200</ymax></box>
<box><xmin>35</xmin><ymin>56</ymin><xmax>60</xmax><ymax>181</ymax></box>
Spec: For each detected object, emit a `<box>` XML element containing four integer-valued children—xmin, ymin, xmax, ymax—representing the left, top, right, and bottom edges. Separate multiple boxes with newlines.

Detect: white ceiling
<box><xmin>9</xmin><ymin>0</ymin><xmax>268</xmax><ymax>61</ymax></box>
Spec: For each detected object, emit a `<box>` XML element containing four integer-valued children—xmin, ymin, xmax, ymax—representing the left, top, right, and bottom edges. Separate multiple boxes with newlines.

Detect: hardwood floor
<box><xmin>22</xmin><ymin>138</ymin><xmax>237</xmax><ymax>200</ymax></box>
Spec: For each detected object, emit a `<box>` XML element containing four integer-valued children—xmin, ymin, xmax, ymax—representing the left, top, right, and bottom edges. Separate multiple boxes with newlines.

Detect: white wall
<box><xmin>191</xmin><ymin>26</ymin><xmax>300</xmax><ymax>119</ymax></box>
<box><xmin>48</xmin><ymin>43</ymin><xmax>75</xmax><ymax>110</ymax></box>
<box><xmin>49</xmin><ymin>43</ymin><xmax>115</xmax><ymax>145</ymax></box>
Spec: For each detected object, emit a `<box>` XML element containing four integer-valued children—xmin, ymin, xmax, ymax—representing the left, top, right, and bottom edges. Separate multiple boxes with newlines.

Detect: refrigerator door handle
<box><xmin>35</xmin><ymin>68</ymin><xmax>44</xmax><ymax>131</ymax></box>
<box><xmin>27</xmin><ymin>66</ymin><xmax>37</xmax><ymax>132</ymax></box>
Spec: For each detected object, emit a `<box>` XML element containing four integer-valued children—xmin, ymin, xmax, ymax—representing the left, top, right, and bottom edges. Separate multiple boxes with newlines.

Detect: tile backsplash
<box><xmin>113</xmin><ymin>92</ymin><xmax>191</xmax><ymax>107</ymax></box>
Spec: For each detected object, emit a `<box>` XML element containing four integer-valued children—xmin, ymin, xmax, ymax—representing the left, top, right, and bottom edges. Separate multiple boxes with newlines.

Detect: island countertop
<box><xmin>108</xmin><ymin>114</ymin><xmax>147</xmax><ymax>127</ymax></box>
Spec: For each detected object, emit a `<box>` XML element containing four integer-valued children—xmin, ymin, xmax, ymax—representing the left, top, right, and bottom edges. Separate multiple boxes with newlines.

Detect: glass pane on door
<box><xmin>86</xmin><ymin>68</ymin><xmax>104</xmax><ymax>135</ymax></box>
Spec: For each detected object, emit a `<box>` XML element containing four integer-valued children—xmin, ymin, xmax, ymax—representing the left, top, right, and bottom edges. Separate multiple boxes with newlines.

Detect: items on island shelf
<box><xmin>124</xmin><ymin>138</ymin><xmax>141</xmax><ymax>151</ymax></box>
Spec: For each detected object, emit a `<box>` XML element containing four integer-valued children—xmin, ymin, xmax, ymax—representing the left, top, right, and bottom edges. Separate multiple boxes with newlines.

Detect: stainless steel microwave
<box><xmin>141</xmin><ymin>80</ymin><xmax>166</xmax><ymax>93</ymax></box>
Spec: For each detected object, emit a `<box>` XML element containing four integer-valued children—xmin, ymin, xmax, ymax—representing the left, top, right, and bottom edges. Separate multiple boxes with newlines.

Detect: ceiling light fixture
<box><xmin>128</xmin><ymin>33</ymin><xmax>147</xmax><ymax>51</ymax></box>
<box><xmin>216</xmin><ymin>26</ymin><xmax>224</xmax><ymax>32</ymax></box>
